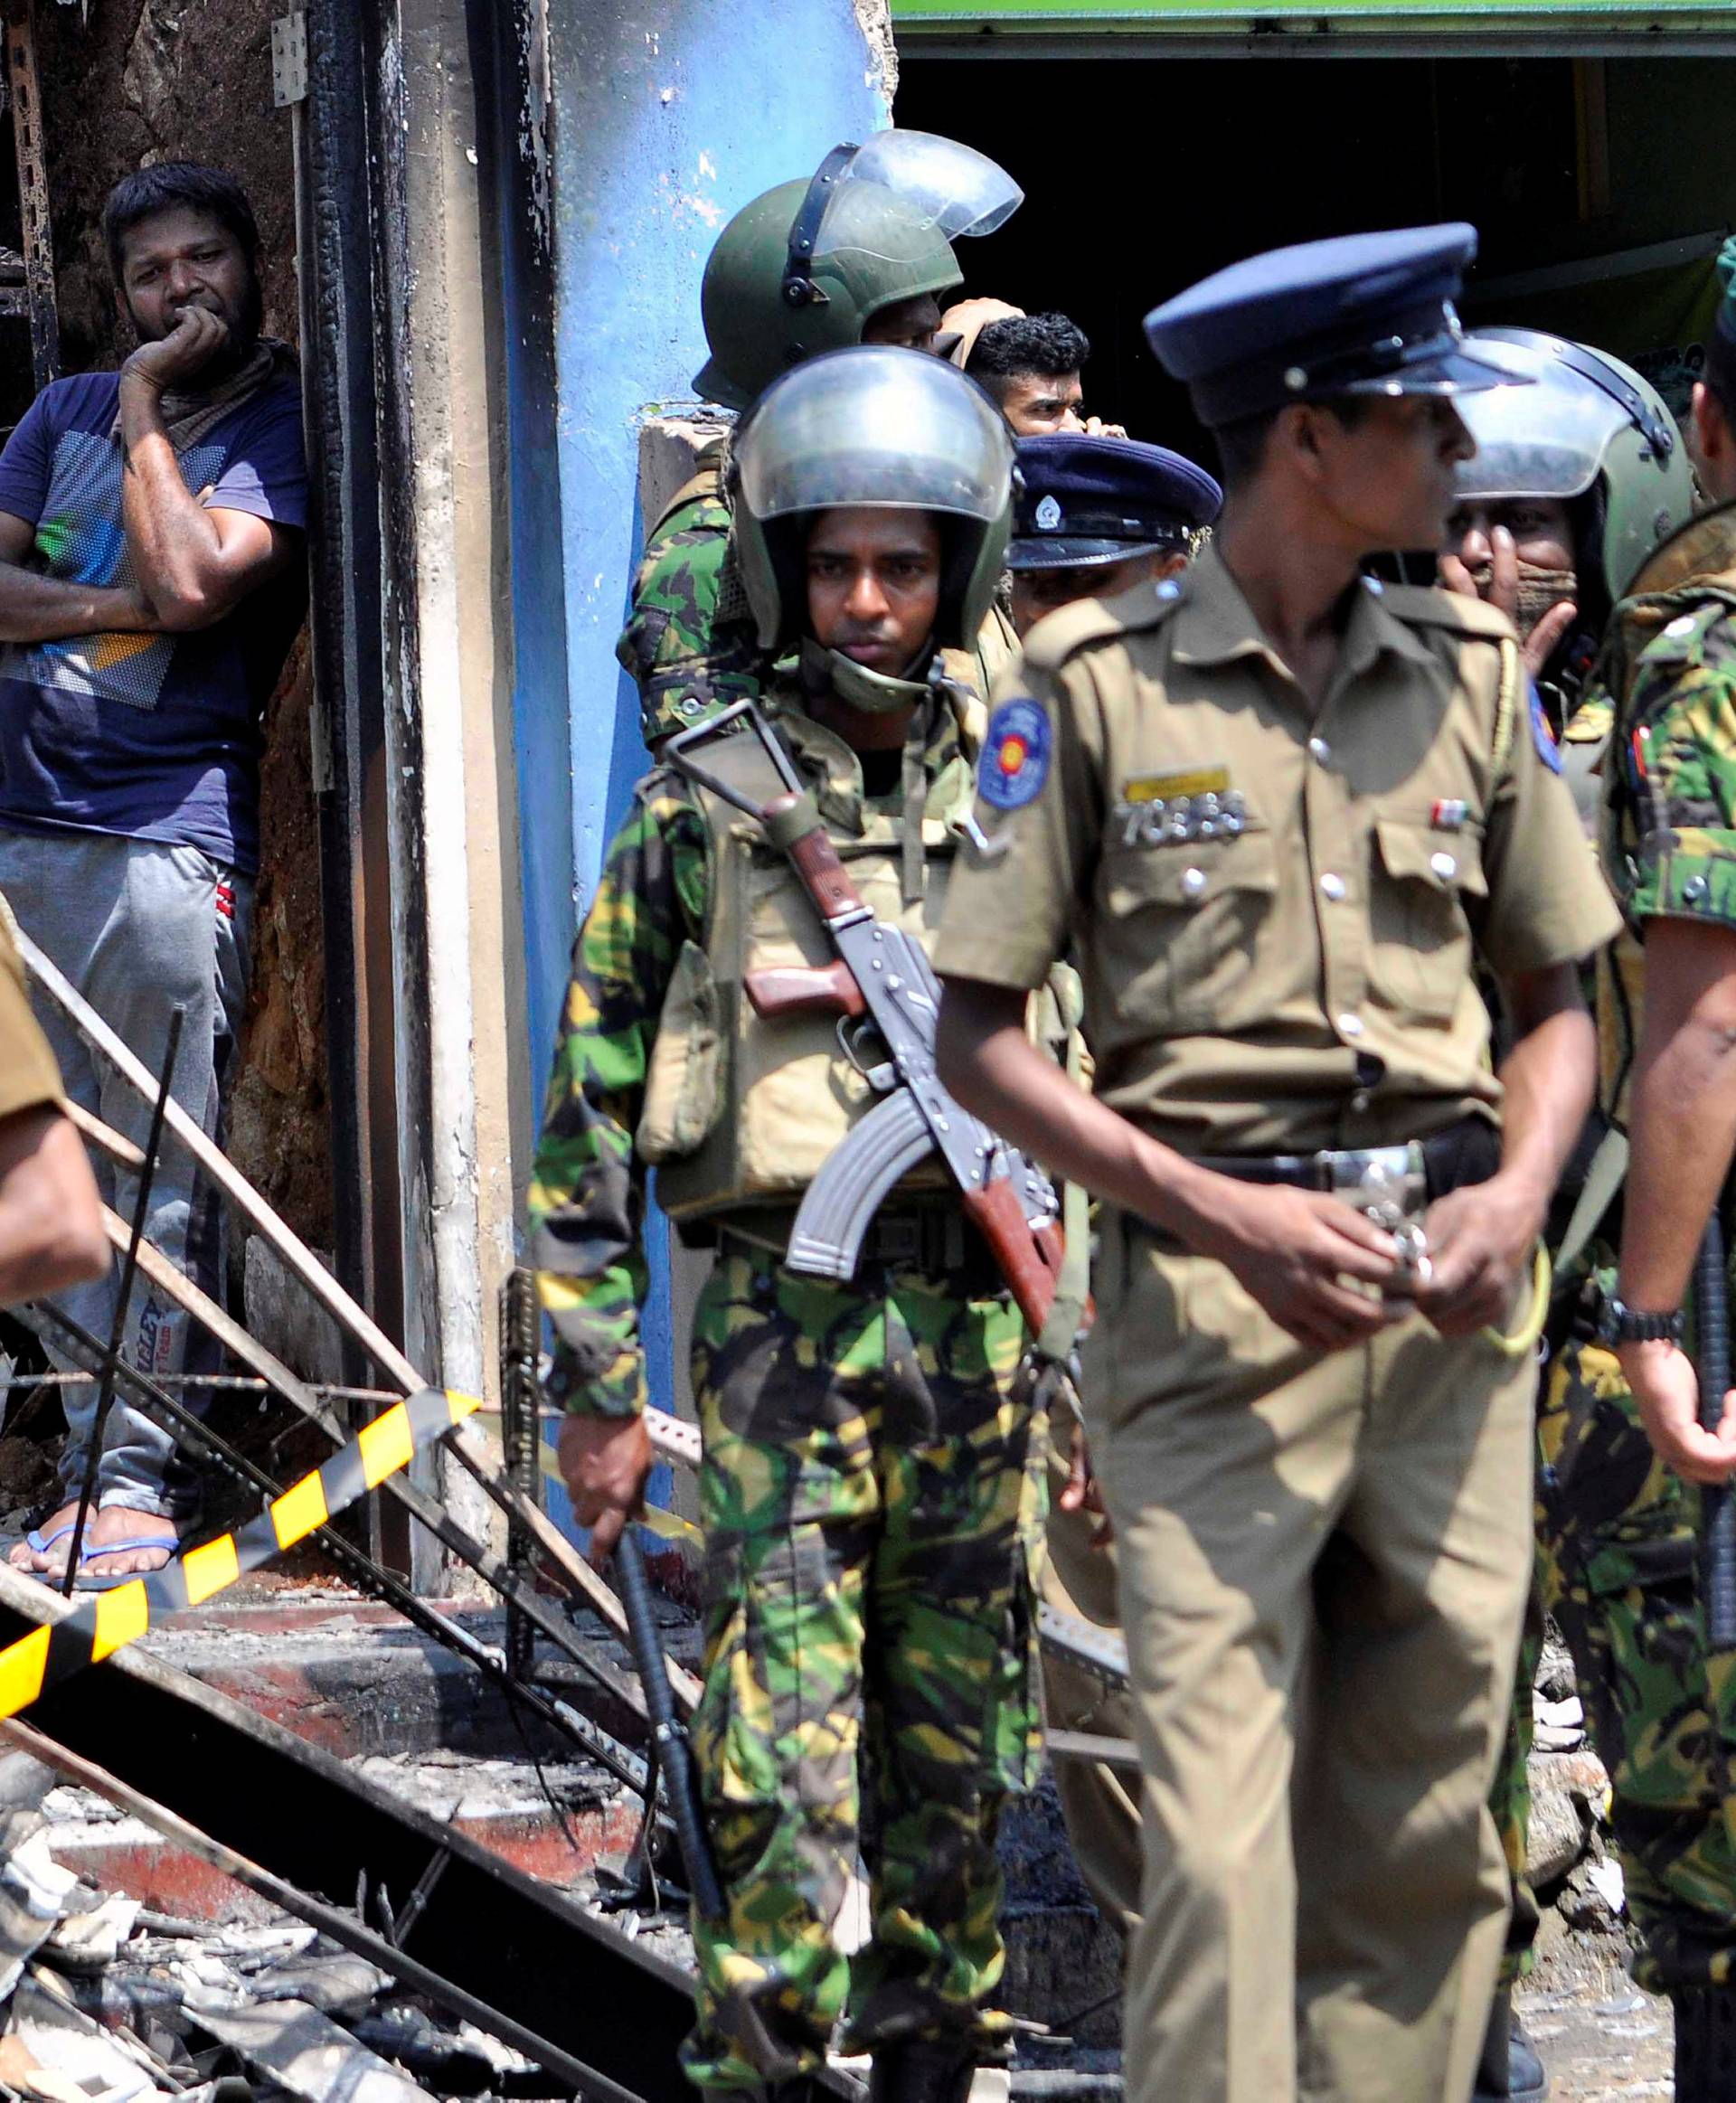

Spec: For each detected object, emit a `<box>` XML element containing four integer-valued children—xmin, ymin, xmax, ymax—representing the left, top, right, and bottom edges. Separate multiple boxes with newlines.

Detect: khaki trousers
<box><xmin>1088</xmin><ymin>1210</ymin><xmax>1534</xmax><ymax>2103</ymax></box>
<box><xmin>1042</xmin><ymin>1422</ymin><xmax>1141</xmax><ymax>1940</ymax></box>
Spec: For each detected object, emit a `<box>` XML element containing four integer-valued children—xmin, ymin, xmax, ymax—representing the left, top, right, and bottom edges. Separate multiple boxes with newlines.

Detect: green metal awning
<box><xmin>892</xmin><ymin>0</ymin><xmax>1732</xmax><ymax>29</ymax></box>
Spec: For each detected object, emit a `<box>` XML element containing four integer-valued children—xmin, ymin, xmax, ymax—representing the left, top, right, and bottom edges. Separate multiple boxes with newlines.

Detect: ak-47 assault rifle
<box><xmin>665</xmin><ymin>699</ymin><xmax>1074</xmax><ymax>1338</ymax></box>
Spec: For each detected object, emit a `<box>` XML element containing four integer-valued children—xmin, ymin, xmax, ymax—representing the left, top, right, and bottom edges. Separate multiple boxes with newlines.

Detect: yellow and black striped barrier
<box><xmin>0</xmin><ymin>1387</ymin><xmax>480</xmax><ymax>1721</ymax></box>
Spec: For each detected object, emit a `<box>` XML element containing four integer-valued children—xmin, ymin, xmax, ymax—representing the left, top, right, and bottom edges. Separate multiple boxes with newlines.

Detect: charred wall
<box><xmin>25</xmin><ymin>0</ymin><xmax>331</xmax><ymax>1259</ymax></box>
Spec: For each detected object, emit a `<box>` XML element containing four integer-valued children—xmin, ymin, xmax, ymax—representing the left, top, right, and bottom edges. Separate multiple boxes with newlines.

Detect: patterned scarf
<box><xmin>110</xmin><ymin>336</ymin><xmax>298</xmax><ymax>456</ymax></box>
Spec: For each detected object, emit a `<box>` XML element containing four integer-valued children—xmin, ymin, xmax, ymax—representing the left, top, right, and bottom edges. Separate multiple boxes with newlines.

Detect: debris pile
<box><xmin>1526</xmin><ymin>1630</ymin><xmax>1630</xmax><ymax>1984</ymax></box>
<box><xmin>0</xmin><ymin>1745</ymin><xmax>574</xmax><ymax>2103</ymax></box>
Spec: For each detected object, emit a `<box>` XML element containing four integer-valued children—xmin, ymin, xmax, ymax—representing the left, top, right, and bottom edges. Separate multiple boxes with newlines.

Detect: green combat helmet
<box><xmin>1456</xmin><ymin>327</ymin><xmax>1698</xmax><ymax>816</ymax></box>
<box><xmin>1456</xmin><ymin>327</ymin><xmax>1696</xmax><ymax>607</ymax></box>
<box><xmin>731</xmin><ymin>345</ymin><xmax>1014</xmax><ymax>715</ymax></box>
<box><xmin>693</xmin><ymin>131</ymin><xmax>1023</xmax><ymax>410</ymax></box>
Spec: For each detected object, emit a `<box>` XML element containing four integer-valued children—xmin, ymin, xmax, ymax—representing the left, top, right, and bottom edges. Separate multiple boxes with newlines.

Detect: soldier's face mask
<box><xmin>1446</xmin><ymin>498</ymin><xmax>1576</xmax><ymax>577</ymax></box>
<box><xmin>1444</xmin><ymin>498</ymin><xmax>1578</xmax><ymax>644</ymax></box>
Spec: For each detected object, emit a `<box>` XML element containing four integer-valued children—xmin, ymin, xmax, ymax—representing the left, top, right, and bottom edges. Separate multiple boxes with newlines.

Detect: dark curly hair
<box><xmin>965</xmin><ymin>313</ymin><xmax>1090</xmax><ymax>388</ymax></box>
<box><xmin>102</xmin><ymin>163</ymin><xmax>261</xmax><ymax>287</ymax></box>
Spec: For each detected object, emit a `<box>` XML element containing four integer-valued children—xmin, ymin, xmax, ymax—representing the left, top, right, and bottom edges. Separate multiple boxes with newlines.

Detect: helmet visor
<box><xmin>736</xmin><ymin>345</ymin><xmax>1014</xmax><ymax>526</ymax></box>
<box><xmin>1454</xmin><ymin>335</ymin><xmax>1630</xmax><ymax>500</ymax></box>
<box><xmin>833</xmin><ymin>131</ymin><xmax>1023</xmax><ymax>240</ymax></box>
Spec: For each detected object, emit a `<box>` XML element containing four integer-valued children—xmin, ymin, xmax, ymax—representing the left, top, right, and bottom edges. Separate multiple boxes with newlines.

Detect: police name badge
<box><xmin>1112</xmin><ymin>768</ymin><xmax>1245</xmax><ymax>849</ymax></box>
<box><xmin>979</xmin><ymin>698</ymin><xmax>1052</xmax><ymax>811</ymax></box>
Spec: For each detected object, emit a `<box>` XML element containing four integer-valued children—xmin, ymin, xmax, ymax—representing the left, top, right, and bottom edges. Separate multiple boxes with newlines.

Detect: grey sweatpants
<box><xmin>0</xmin><ymin>825</ymin><xmax>252</xmax><ymax>1519</ymax></box>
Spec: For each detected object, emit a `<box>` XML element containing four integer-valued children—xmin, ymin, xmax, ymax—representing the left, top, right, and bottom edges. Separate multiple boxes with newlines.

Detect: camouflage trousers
<box><xmin>681</xmin><ymin>1244</ymin><xmax>1047</xmax><ymax>2091</ymax></box>
<box><xmin>1533</xmin><ymin>1334</ymin><xmax>1736</xmax><ymax>1991</ymax></box>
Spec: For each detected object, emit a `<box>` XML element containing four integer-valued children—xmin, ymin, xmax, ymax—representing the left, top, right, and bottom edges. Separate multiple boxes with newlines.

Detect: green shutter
<box><xmin>892</xmin><ymin>1</ymin><xmax>1728</xmax><ymax>24</ymax></box>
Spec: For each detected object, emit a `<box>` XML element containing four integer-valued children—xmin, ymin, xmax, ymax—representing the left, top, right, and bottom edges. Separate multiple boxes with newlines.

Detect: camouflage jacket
<box><xmin>614</xmin><ymin>436</ymin><xmax>767</xmax><ymax>750</ymax></box>
<box><xmin>526</xmin><ymin>675</ymin><xmax>975</xmax><ymax>1417</ymax></box>
<box><xmin>1596</xmin><ymin>501</ymin><xmax>1736</xmax><ymax>1113</ymax></box>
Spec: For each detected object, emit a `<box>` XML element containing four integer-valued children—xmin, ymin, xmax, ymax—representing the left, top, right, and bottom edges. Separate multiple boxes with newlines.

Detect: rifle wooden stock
<box><xmin>961</xmin><ymin>1174</ymin><xmax>1067</xmax><ymax>1336</ymax></box>
<box><xmin>745</xmin><ymin>959</ymin><xmax>866</xmax><ymax>1020</ymax></box>
<box><xmin>774</xmin><ymin>794</ymin><xmax>865</xmax><ymax>919</ymax></box>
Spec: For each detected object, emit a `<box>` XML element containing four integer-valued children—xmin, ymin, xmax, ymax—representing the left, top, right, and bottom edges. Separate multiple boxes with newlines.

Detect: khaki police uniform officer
<box><xmin>935</xmin><ymin>227</ymin><xmax>1621</xmax><ymax>2103</ymax></box>
<box><xmin>1005</xmin><ymin>430</ymin><xmax>1224</xmax><ymax>1939</ymax></box>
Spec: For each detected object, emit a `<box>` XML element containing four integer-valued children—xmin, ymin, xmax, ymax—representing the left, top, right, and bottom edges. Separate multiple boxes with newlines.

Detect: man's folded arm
<box><xmin>0</xmin><ymin>509</ymin><xmax>158</xmax><ymax>645</ymax></box>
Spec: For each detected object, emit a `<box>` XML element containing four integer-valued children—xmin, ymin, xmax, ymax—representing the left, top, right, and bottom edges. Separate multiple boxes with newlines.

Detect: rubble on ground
<box><xmin>0</xmin><ymin>1746</ymin><xmax>573</xmax><ymax>2103</ymax></box>
<box><xmin>1526</xmin><ymin>1626</ymin><xmax>1634</xmax><ymax>1992</ymax></box>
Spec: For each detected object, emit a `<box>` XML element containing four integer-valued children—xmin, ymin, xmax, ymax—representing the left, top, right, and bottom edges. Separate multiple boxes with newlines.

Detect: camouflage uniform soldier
<box><xmin>618</xmin><ymin>132</ymin><xmax>1024</xmax><ymax>750</ymax></box>
<box><xmin>1441</xmin><ymin>331</ymin><xmax>1695</xmax><ymax>2103</ymax></box>
<box><xmin>1543</xmin><ymin>243</ymin><xmax>1736</xmax><ymax>2102</ymax></box>
<box><xmin>532</xmin><ymin>348</ymin><xmax>1047</xmax><ymax>2103</ymax></box>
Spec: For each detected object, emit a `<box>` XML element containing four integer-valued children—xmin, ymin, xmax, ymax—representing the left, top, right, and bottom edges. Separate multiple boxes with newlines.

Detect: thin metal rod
<box><xmin>61</xmin><ymin>1005</ymin><xmax>184</xmax><ymax>1595</ymax></box>
<box><xmin>0</xmin><ymin>1372</ymin><xmax>402</xmax><ymax>1400</ymax></box>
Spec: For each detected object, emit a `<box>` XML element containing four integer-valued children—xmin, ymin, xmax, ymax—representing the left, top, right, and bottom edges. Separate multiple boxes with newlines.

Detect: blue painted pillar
<box><xmin>510</xmin><ymin>1</ymin><xmax>891</xmax><ymax>1479</ymax></box>
<box><xmin>526</xmin><ymin>0</ymin><xmax>892</xmax><ymax>1045</ymax></box>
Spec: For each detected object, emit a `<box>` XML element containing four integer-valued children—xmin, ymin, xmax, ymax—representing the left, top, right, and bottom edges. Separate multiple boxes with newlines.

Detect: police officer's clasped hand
<box><xmin>556</xmin><ymin>1411</ymin><xmax>654</xmax><ymax>1565</ymax></box>
<box><xmin>1196</xmin><ymin>1183</ymin><xmax>1403</xmax><ymax>1354</ymax></box>
<box><xmin>1619</xmin><ymin>1341</ymin><xmax>1736</xmax><ymax>1486</ymax></box>
<box><xmin>1438</xmin><ymin>525</ymin><xmax>1578</xmax><ymax>684</ymax></box>
<box><xmin>1410</xmin><ymin>1175</ymin><xmax>1541</xmax><ymax>1336</ymax></box>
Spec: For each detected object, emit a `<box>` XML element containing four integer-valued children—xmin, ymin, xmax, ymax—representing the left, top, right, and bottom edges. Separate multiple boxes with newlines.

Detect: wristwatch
<box><xmin>1596</xmin><ymin>1295</ymin><xmax>1687</xmax><ymax>1348</ymax></box>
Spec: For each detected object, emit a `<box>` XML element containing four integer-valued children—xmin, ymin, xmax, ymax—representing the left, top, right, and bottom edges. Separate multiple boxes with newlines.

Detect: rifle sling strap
<box><xmin>1552</xmin><ymin>1125</ymin><xmax>1629</xmax><ymax>1283</ymax></box>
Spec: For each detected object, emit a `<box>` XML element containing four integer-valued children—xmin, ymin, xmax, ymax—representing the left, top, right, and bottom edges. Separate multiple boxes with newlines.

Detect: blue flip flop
<box><xmin>72</xmin><ymin>1536</ymin><xmax>178</xmax><ymax>1593</ymax></box>
<box><xmin>6</xmin><ymin>1521</ymin><xmax>77</xmax><ymax>1570</ymax></box>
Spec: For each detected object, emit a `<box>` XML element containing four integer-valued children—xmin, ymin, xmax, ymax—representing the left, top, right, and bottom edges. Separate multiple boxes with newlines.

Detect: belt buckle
<box><xmin>1330</xmin><ymin>1144</ymin><xmax>1430</xmax><ymax>1287</ymax></box>
<box><xmin>1328</xmin><ymin>1144</ymin><xmax>1425</xmax><ymax>1230</ymax></box>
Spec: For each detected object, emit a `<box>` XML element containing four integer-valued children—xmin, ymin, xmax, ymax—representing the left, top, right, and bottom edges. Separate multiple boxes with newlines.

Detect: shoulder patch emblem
<box><xmin>979</xmin><ymin>698</ymin><xmax>1052</xmax><ymax>811</ymax></box>
<box><xmin>1530</xmin><ymin>684</ymin><xmax>1562</xmax><ymax>775</ymax></box>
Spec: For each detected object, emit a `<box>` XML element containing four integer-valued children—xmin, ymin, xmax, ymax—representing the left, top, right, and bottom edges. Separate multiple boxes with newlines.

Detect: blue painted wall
<box><xmin>525</xmin><ymin>0</ymin><xmax>891</xmax><ymax>1058</ymax></box>
<box><xmin>504</xmin><ymin>0</ymin><xmax>890</xmax><ymax>1486</ymax></box>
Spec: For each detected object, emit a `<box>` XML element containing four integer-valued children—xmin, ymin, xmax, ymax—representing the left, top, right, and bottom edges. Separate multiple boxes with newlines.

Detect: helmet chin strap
<box><xmin>799</xmin><ymin>635</ymin><xmax>935</xmax><ymax>716</ymax></box>
<box><xmin>798</xmin><ymin>637</ymin><xmax>942</xmax><ymax>905</ymax></box>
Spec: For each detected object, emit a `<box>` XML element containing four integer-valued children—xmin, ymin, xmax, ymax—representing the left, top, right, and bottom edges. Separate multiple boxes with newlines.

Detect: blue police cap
<box><xmin>1008</xmin><ymin>433</ymin><xmax>1223</xmax><ymax>571</ymax></box>
<box><xmin>1146</xmin><ymin>224</ymin><xmax>1528</xmax><ymax>429</ymax></box>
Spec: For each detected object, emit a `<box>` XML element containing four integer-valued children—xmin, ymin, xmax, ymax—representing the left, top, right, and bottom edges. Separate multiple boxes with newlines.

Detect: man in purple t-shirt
<box><xmin>0</xmin><ymin>163</ymin><xmax>307</xmax><ymax>1587</ymax></box>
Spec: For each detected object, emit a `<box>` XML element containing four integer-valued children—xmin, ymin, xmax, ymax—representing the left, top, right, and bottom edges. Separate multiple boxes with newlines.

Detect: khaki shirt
<box><xmin>0</xmin><ymin>918</ymin><xmax>63</xmax><ymax>1124</ymax></box>
<box><xmin>934</xmin><ymin>544</ymin><xmax>1620</xmax><ymax>1156</ymax></box>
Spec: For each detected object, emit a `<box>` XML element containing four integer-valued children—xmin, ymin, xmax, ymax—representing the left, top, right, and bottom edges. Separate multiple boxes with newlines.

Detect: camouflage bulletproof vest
<box><xmin>1595</xmin><ymin>503</ymin><xmax>1736</xmax><ymax>1125</ymax></box>
<box><xmin>640</xmin><ymin>692</ymin><xmax>979</xmax><ymax>1228</ymax></box>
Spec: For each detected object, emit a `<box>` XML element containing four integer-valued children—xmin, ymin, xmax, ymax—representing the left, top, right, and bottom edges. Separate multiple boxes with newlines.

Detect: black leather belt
<box><xmin>1196</xmin><ymin>1118</ymin><xmax>1501</xmax><ymax>1214</ymax></box>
